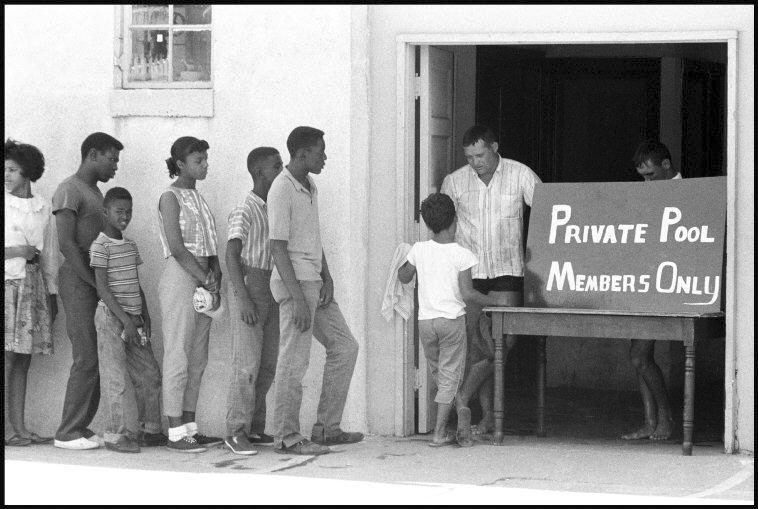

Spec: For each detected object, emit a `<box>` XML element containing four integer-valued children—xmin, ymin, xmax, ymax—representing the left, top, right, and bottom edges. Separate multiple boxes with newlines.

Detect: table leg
<box><xmin>682</xmin><ymin>340</ymin><xmax>696</xmax><ymax>455</ymax></box>
<box><xmin>493</xmin><ymin>314</ymin><xmax>504</xmax><ymax>446</ymax></box>
<box><xmin>537</xmin><ymin>336</ymin><xmax>546</xmax><ymax>437</ymax></box>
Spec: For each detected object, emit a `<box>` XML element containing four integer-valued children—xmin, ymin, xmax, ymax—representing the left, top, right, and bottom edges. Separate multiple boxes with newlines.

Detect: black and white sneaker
<box><xmin>166</xmin><ymin>435</ymin><xmax>207</xmax><ymax>453</ymax></box>
<box><xmin>190</xmin><ymin>433</ymin><xmax>223</xmax><ymax>447</ymax></box>
<box><xmin>225</xmin><ymin>434</ymin><xmax>258</xmax><ymax>455</ymax></box>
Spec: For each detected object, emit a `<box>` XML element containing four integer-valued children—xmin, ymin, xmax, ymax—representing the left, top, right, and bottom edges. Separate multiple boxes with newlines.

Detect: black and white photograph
<box><xmin>4</xmin><ymin>3</ymin><xmax>754</xmax><ymax>505</ymax></box>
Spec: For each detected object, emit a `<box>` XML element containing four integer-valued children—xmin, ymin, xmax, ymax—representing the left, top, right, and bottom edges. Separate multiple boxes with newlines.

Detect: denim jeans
<box><xmin>270</xmin><ymin>279</ymin><xmax>359</xmax><ymax>448</ymax></box>
<box><xmin>95</xmin><ymin>302</ymin><xmax>162</xmax><ymax>443</ymax></box>
<box><xmin>225</xmin><ymin>267</ymin><xmax>279</xmax><ymax>437</ymax></box>
<box><xmin>55</xmin><ymin>262</ymin><xmax>101</xmax><ymax>441</ymax></box>
<box><xmin>158</xmin><ymin>256</ymin><xmax>212</xmax><ymax>418</ymax></box>
<box><xmin>418</xmin><ymin>316</ymin><xmax>467</xmax><ymax>404</ymax></box>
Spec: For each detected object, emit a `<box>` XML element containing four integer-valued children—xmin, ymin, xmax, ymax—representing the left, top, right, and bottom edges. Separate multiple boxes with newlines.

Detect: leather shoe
<box><xmin>311</xmin><ymin>431</ymin><xmax>364</xmax><ymax>446</ymax></box>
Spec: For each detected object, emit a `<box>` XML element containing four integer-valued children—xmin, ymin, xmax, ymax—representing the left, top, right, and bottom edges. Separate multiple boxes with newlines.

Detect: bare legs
<box><xmin>622</xmin><ymin>339</ymin><xmax>674</xmax><ymax>440</ymax></box>
<box><xmin>5</xmin><ymin>352</ymin><xmax>33</xmax><ymax>440</ymax></box>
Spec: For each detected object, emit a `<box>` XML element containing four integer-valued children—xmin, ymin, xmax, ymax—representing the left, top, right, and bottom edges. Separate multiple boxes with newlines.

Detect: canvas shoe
<box><xmin>166</xmin><ymin>435</ymin><xmax>207</xmax><ymax>453</ymax></box>
<box><xmin>224</xmin><ymin>434</ymin><xmax>258</xmax><ymax>455</ymax></box>
<box><xmin>53</xmin><ymin>437</ymin><xmax>100</xmax><ymax>450</ymax></box>
<box><xmin>190</xmin><ymin>433</ymin><xmax>223</xmax><ymax>447</ymax></box>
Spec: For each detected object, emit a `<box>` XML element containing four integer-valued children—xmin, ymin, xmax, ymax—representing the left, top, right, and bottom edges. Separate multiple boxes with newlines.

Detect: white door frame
<box><xmin>394</xmin><ymin>31</ymin><xmax>739</xmax><ymax>452</ymax></box>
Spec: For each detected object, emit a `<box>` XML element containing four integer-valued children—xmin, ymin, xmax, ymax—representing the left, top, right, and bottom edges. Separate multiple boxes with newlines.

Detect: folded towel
<box><xmin>381</xmin><ymin>243</ymin><xmax>414</xmax><ymax>322</ymax></box>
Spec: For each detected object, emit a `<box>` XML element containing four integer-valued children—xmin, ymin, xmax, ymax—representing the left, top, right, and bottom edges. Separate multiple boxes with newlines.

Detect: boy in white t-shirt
<box><xmin>398</xmin><ymin>193</ymin><xmax>509</xmax><ymax>447</ymax></box>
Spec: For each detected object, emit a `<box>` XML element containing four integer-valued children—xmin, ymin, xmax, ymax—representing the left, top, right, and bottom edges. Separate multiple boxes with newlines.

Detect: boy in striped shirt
<box><xmin>90</xmin><ymin>187</ymin><xmax>163</xmax><ymax>453</ymax></box>
<box><xmin>224</xmin><ymin>147</ymin><xmax>283</xmax><ymax>455</ymax></box>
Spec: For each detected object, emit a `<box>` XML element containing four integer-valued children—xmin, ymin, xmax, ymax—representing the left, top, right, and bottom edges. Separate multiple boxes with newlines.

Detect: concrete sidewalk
<box><xmin>4</xmin><ymin>433</ymin><xmax>753</xmax><ymax>504</ymax></box>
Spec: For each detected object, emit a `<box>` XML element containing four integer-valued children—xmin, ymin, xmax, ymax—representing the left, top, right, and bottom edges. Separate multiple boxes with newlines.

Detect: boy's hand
<box><xmin>238</xmin><ymin>297</ymin><xmax>259</xmax><ymax>326</ymax></box>
<box><xmin>49</xmin><ymin>294</ymin><xmax>58</xmax><ymax>323</ymax></box>
<box><xmin>319</xmin><ymin>277</ymin><xmax>334</xmax><ymax>308</ymax></box>
<box><xmin>123</xmin><ymin>321</ymin><xmax>141</xmax><ymax>345</ymax></box>
<box><xmin>293</xmin><ymin>295</ymin><xmax>311</xmax><ymax>332</ymax></box>
<box><xmin>12</xmin><ymin>245</ymin><xmax>40</xmax><ymax>260</ymax></box>
<box><xmin>141</xmin><ymin>312</ymin><xmax>152</xmax><ymax>339</ymax></box>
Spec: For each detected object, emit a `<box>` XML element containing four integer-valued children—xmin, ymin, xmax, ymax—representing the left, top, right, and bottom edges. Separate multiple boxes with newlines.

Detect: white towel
<box><xmin>381</xmin><ymin>243</ymin><xmax>414</xmax><ymax>322</ymax></box>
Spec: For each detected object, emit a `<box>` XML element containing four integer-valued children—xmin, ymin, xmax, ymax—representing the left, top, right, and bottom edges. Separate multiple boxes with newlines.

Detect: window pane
<box><xmin>172</xmin><ymin>30</ymin><xmax>211</xmax><ymax>81</ymax></box>
<box><xmin>129</xmin><ymin>29</ymin><xmax>170</xmax><ymax>82</ymax></box>
<box><xmin>173</xmin><ymin>4</ymin><xmax>211</xmax><ymax>25</ymax></box>
<box><xmin>131</xmin><ymin>5</ymin><xmax>168</xmax><ymax>25</ymax></box>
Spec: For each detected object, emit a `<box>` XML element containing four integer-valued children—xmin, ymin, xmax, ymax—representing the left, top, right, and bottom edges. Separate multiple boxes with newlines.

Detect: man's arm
<box><xmin>398</xmin><ymin>261</ymin><xmax>416</xmax><ymax>284</ymax></box>
<box><xmin>139</xmin><ymin>287</ymin><xmax>151</xmax><ymax>339</ymax></box>
<box><xmin>319</xmin><ymin>251</ymin><xmax>334</xmax><ymax>308</ymax></box>
<box><xmin>56</xmin><ymin>209</ymin><xmax>96</xmax><ymax>288</ymax></box>
<box><xmin>226</xmin><ymin>239</ymin><xmax>258</xmax><ymax>325</ymax></box>
<box><xmin>94</xmin><ymin>266</ymin><xmax>140</xmax><ymax>344</ymax></box>
<box><xmin>271</xmin><ymin>239</ymin><xmax>310</xmax><ymax>332</ymax></box>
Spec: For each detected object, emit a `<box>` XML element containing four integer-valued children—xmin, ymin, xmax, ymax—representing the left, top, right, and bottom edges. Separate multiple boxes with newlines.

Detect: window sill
<box><xmin>110</xmin><ymin>88</ymin><xmax>213</xmax><ymax>118</ymax></box>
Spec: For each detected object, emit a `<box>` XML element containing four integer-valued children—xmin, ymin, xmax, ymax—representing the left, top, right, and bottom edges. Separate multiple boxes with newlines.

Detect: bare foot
<box><xmin>621</xmin><ymin>425</ymin><xmax>655</xmax><ymax>440</ymax></box>
<box><xmin>650</xmin><ymin>417</ymin><xmax>674</xmax><ymax>440</ymax></box>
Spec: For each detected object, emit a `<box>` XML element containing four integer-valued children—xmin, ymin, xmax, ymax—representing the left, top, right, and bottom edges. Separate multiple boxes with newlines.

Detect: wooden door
<box><xmin>415</xmin><ymin>45</ymin><xmax>455</xmax><ymax>433</ymax></box>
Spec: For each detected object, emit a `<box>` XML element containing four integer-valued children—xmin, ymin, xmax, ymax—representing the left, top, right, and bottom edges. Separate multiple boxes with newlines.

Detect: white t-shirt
<box><xmin>406</xmin><ymin>240</ymin><xmax>478</xmax><ymax>320</ymax></box>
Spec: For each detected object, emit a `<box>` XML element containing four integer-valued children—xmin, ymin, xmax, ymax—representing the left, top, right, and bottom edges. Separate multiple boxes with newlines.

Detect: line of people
<box><xmin>4</xmin><ymin>127</ymin><xmax>363</xmax><ymax>456</ymax></box>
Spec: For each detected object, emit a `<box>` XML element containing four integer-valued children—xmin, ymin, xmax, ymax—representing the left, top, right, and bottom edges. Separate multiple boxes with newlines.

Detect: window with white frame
<box><xmin>122</xmin><ymin>4</ymin><xmax>212</xmax><ymax>88</ymax></box>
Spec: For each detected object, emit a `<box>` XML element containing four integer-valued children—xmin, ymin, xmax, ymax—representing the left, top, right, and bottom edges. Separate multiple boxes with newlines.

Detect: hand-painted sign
<box><xmin>524</xmin><ymin>177</ymin><xmax>726</xmax><ymax>314</ymax></box>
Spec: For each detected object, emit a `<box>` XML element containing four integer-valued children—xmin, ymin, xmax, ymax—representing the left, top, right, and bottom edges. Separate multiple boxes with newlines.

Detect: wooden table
<box><xmin>482</xmin><ymin>306</ymin><xmax>725</xmax><ymax>455</ymax></box>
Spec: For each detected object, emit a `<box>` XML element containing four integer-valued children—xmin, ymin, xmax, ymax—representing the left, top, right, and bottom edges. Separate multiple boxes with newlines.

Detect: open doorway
<box><xmin>404</xmin><ymin>39</ymin><xmax>730</xmax><ymax>447</ymax></box>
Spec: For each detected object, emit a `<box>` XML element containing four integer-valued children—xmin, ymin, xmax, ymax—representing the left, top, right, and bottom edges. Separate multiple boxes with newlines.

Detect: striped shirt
<box><xmin>227</xmin><ymin>191</ymin><xmax>272</xmax><ymax>270</ymax></box>
<box><xmin>90</xmin><ymin>232</ymin><xmax>143</xmax><ymax>314</ymax></box>
<box><xmin>441</xmin><ymin>155</ymin><xmax>541</xmax><ymax>279</ymax></box>
<box><xmin>158</xmin><ymin>187</ymin><xmax>218</xmax><ymax>259</ymax></box>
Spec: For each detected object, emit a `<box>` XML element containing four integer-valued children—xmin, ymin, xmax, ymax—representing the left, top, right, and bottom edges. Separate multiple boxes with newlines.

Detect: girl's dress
<box><xmin>4</xmin><ymin>191</ymin><xmax>58</xmax><ymax>355</ymax></box>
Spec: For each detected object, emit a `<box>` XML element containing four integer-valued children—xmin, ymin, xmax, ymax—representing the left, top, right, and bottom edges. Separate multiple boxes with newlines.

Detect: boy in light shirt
<box><xmin>398</xmin><ymin>193</ymin><xmax>510</xmax><ymax>447</ymax></box>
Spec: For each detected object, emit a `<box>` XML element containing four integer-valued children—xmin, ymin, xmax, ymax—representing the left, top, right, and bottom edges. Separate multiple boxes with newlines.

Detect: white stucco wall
<box><xmin>366</xmin><ymin>5</ymin><xmax>753</xmax><ymax>450</ymax></box>
<box><xmin>4</xmin><ymin>5</ymin><xmax>368</xmax><ymax>439</ymax></box>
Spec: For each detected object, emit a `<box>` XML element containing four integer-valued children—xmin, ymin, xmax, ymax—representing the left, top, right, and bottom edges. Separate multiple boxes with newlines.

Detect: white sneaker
<box><xmin>54</xmin><ymin>437</ymin><xmax>100</xmax><ymax>450</ymax></box>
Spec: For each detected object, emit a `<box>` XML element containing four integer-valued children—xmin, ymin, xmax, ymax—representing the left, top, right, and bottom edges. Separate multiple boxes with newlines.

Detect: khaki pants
<box><xmin>158</xmin><ymin>256</ymin><xmax>212</xmax><ymax>418</ymax></box>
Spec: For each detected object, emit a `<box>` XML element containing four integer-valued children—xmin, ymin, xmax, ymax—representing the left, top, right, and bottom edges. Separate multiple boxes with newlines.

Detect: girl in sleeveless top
<box><xmin>157</xmin><ymin>136</ymin><xmax>223</xmax><ymax>452</ymax></box>
<box><xmin>5</xmin><ymin>139</ymin><xmax>58</xmax><ymax>446</ymax></box>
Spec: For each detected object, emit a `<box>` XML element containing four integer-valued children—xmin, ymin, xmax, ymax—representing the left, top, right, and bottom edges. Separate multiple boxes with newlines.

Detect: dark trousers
<box><xmin>55</xmin><ymin>263</ymin><xmax>101</xmax><ymax>441</ymax></box>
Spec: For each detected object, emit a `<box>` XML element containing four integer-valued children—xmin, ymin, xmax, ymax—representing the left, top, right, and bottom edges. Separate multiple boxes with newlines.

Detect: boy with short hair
<box><xmin>224</xmin><ymin>147</ymin><xmax>283</xmax><ymax>455</ymax></box>
<box><xmin>90</xmin><ymin>187</ymin><xmax>164</xmax><ymax>453</ymax></box>
<box><xmin>398</xmin><ymin>193</ymin><xmax>510</xmax><ymax>447</ymax></box>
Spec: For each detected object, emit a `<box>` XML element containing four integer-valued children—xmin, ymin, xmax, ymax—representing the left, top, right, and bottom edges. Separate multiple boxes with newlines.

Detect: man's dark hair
<box><xmin>632</xmin><ymin>139</ymin><xmax>672</xmax><ymax>168</ymax></box>
<box><xmin>103</xmin><ymin>186</ymin><xmax>133</xmax><ymax>208</ymax></box>
<box><xmin>4</xmin><ymin>138</ymin><xmax>46</xmax><ymax>182</ymax></box>
<box><xmin>286</xmin><ymin>126</ymin><xmax>324</xmax><ymax>158</ymax></box>
<box><xmin>81</xmin><ymin>132</ymin><xmax>124</xmax><ymax>161</ymax></box>
<box><xmin>462</xmin><ymin>125</ymin><xmax>497</xmax><ymax>147</ymax></box>
<box><xmin>420</xmin><ymin>193</ymin><xmax>456</xmax><ymax>234</ymax></box>
<box><xmin>247</xmin><ymin>147</ymin><xmax>280</xmax><ymax>175</ymax></box>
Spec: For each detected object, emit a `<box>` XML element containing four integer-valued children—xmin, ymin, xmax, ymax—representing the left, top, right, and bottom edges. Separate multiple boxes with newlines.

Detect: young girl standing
<box><xmin>4</xmin><ymin>139</ymin><xmax>58</xmax><ymax>446</ymax></box>
<box><xmin>157</xmin><ymin>136</ymin><xmax>223</xmax><ymax>452</ymax></box>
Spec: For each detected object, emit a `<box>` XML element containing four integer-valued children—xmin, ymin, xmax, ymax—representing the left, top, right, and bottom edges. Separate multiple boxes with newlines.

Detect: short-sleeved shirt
<box><xmin>406</xmin><ymin>240</ymin><xmax>478</xmax><ymax>320</ymax></box>
<box><xmin>227</xmin><ymin>191</ymin><xmax>272</xmax><ymax>271</ymax></box>
<box><xmin>157</xmin><ymin>187</ymin><xmax>218</xmax><ymax>259</ymax></box>
<box><xmin>267</xmin><ymin>169</ymin><xmax>322</xmax><ymax>281</ymax></box>
<box><xmin>441</xmin><ymin>155</ymin><xmax>541</xmax><ymax>279</ymax></box>
<box><xmin>51</xmin><ymin>175</ymin><xmax>106</xmax><ymax>262</ymax></box>
<box><xmin>89</xmin><ymin>232</ymin><xmax>143</xmax><ymax>315</ymax></box>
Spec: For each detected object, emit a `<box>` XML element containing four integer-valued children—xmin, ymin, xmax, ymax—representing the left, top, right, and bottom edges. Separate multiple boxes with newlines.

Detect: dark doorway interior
<box><xmin>472</xmin><ymin>42</ymin><xmax>727</xmax><ymax>443</ymax></box>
